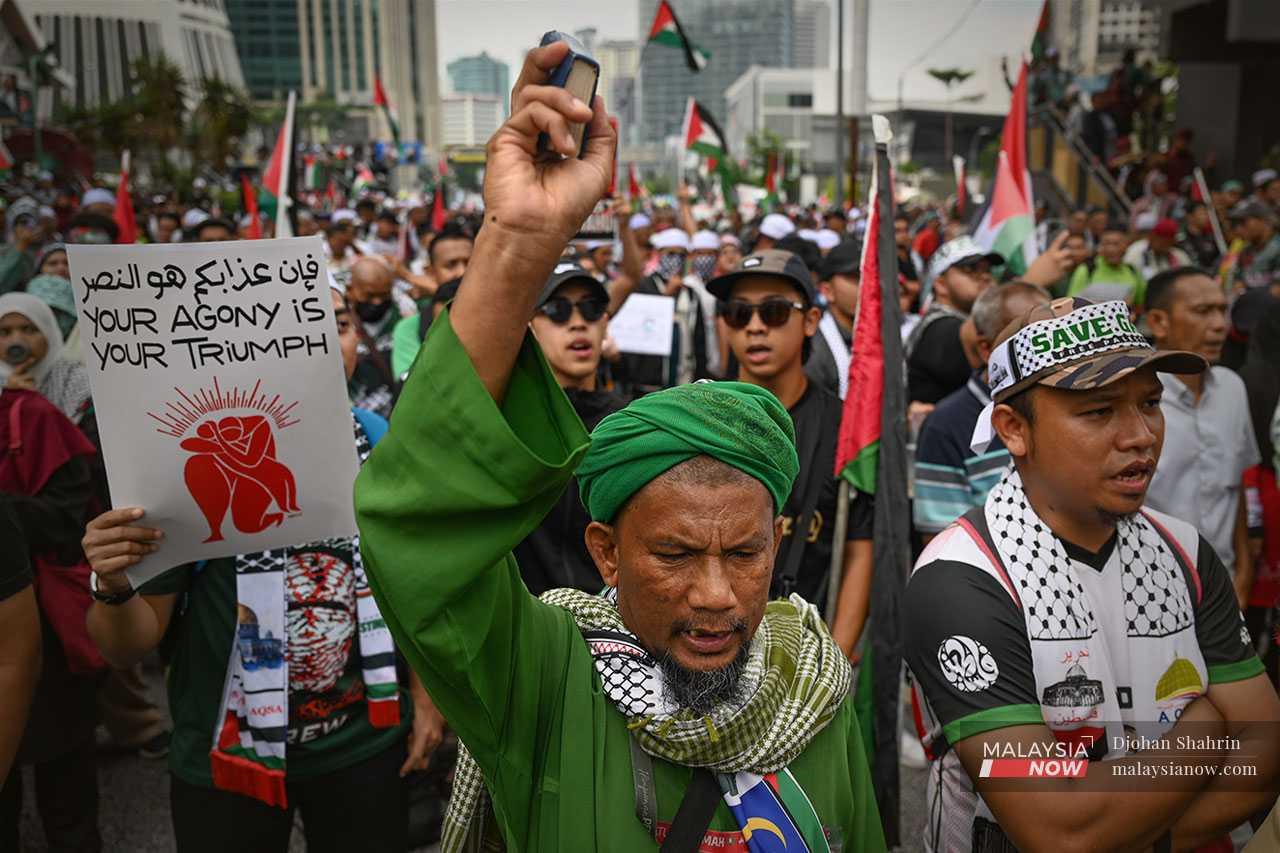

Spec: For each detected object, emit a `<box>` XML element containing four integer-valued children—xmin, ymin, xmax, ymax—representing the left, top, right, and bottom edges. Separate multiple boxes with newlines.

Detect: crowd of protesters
<box><xmin>2</xmin><ymin>50</ymin><xmax>1280</xmax><ymax>852</ymax></box>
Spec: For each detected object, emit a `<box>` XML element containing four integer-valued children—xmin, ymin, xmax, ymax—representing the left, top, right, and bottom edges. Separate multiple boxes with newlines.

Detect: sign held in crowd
<box><xmin>67</xmin><ymin>237</ymin><xmax>360</xmax><ymax>585</ymax></box>
<box><xmin>608</xmin><ymin>292</ymin><xmax>676</xmax><ymax>356</ymax></box>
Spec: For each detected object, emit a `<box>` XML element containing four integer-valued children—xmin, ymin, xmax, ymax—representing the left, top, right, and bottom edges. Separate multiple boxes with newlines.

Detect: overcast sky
<box><xmin>434</xmin><ymin>0</ymin><xmax>1043</xmax><ymax>112</ymax></box>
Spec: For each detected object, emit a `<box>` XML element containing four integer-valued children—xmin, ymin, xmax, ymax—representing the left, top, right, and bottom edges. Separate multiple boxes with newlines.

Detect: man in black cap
<box><xmin>806</xmin><ymin>239</ymin><xmax>861</xmax><ymax>399</ymax></box>
<box><xmin>709</xmin><ymin>250</ymin><xmax>873</xmax><ymax>655</ymax></box>
<box><xmin>1224</xmin><ymin>200</ymin><xmax>1280</xmax><ymax>293</ymax></box>
<box><xmin>514</xmin><ymin>262</ymin><xmax>628</xmax><ymax>595</ymax></box>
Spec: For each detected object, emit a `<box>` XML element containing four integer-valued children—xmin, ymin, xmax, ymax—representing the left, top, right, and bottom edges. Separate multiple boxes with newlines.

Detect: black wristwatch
<box><xmin>90</xmin><ymin>572</ymin><xmax>138</xmax><ymax>605</ymax></box>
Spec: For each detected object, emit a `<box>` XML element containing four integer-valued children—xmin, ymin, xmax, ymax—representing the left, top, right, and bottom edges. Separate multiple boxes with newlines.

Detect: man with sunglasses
<box><xmin>709</xmin><ymin>250</ymin><xmax>874</xmax><ymax>655</ymax></box>
<box><xmin>906</xmin><ymin>236</ymin><xmax>1001</xmax><ymax>404</ymax></box>
<box><xmin>516</xmin><ymin>263</ymin><xmax>628</xmax><ymax>596</ymax></box>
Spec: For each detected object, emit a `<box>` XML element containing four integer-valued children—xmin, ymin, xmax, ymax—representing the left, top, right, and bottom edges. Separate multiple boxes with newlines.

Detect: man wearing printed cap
<box><xmin>354</xmin><ymin>41</ymin><xmax>885</xmax><ymax>851</ymax></box>
<box><xmin>906</xmin><ymin>235</ymin><xmax>1000</xmax><ymax>404</ymax></box>
<box><xmin>616</xmin><ymin>226</ymin><xmax>710</xmax><ymax>394</ymax></box>
<box><xmin>903</xmin><ymin>296</ymin><xmax>1279</xmax><ymax>852</ymax></box>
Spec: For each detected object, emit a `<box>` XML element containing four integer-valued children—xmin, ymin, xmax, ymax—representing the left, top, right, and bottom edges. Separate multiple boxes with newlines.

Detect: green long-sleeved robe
<box><xmin>354</xmin><ymin>310</ymin><xmax>886</xmax><ymax>851</ymax></box>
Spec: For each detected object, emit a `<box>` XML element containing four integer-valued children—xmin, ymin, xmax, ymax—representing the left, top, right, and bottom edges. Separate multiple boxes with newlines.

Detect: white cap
<box><xmin>331</xmin><ymin>208</ymin><xmax>358</xmax><ymax>224</ymax></box>
<box><xmin>691</xmin><ymin>229</ymin><xmax>720</xmax><ymax>251</ymax></box>
<box><xmin>759</xmin><ymin>213</ymin><xmax>795</xmax><ymax>241</ymax></box>
<box><xmin>796</xmin><ymin>228</ymin><xmax>819</xmax><ymax>243</ymax></box>
<box><xmin>1253</xmin><ymin>168</ymin><xmax>1278</xmax><ymax>188</ymax></box>
<box><xmin>1133</xmin><ymin>211</ymin><xmax>1157</xmax><ymax>232</ymax></box>
<box><xmin>650</xmin><ymin>228</ymin><xmax>691</xmax><ymax>251</ymax></box>
<box><xmin>815</xmin><ymin>228</ymin><xmax>841</xmax><ymax>251</ymax></box>
<box><xmin>720</xmin><ymin>233</ymin><xmax>742</xmax><ymax>248</ymax></box>
<box><xmin>628</xmin><ymin>213</ymin><xmax>652</xmax><ymax>230</ymax></box>
<box><xmin>81</xmin><ymin>188</ymin><xmax>115</xmax><ymax>208</ymax></box>
<box><xmin>584</xmin><ymin>239</ymin><xmax>612</xmax><ymax>251</ymax></box>
<box><xmin>181</xmin><ymin>209</ymin><xmax>209</xmax><ymax>229</ymax></box>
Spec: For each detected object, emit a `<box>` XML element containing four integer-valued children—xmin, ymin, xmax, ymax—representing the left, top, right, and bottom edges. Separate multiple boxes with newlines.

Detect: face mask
<box><xmin>659</xmin><ymin>253</ymin><xmax>686</xmax><ymax>278</ymax></box>
<box><xmin>356</xmin><ymin>300</ymin><xmax>391</xmax><ymax>323</ymax></box>
<box><xmin>691</xmin><ymin>255</ymin><xmax>717</xmax><ymax>281</ymax></box>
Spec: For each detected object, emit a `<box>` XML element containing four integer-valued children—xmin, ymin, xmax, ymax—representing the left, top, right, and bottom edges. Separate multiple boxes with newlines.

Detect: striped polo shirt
<box><xmin>913</xmin><ymin>375</ymin><xmax>1012</xmax><ymax>534</ymax></box>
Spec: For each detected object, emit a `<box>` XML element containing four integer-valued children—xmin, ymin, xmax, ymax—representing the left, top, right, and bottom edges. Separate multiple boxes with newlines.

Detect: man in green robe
<box><xmin>354</xmin><ymin>40</ymin><xmax>885</xmax><ymax>853</ymax></box>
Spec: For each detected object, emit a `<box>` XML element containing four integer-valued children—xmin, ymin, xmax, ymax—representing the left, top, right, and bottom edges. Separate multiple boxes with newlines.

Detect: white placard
<box><xmin>608</xmin><ymin>292</ymin><xmax>675</xmax><ymax>357</ymax></box>
<box><xmin>67</xmin><ymin>237</ymin><xmax>359</xmax><ymax>586</ymax></box>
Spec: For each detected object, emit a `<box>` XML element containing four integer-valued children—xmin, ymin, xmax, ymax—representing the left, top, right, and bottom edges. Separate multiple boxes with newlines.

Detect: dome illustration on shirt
<box><xmin>1154</xmin><ymin>657</ymin><xmax>1203</xmax><ymax>704</ymax></box>
<box><xmin>1042</xmin><ymin>663</ymin><xmax>1105</xmax><ymax>708</ymax></box>
<box><xmin>236</xmin><ymin>601</ymin><xmax>284</xmax><ymax>671</ymax></box>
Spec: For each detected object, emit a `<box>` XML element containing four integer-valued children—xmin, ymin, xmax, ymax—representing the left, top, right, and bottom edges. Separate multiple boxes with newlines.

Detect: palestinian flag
<box><xmin>1031</xmin><ymin>0</ymin><xmax>1051</xmax><ymax>62</ymax></box>
<box><xmin>352</xmin><ymin>163</ymin><xmax>376</xmax><ymax>196</ymax></box>
<box><xmin>835</xmin><ymin>115</ymin><xmax>909</xmax><ymax>847</ymax></box>
<box><xmin>764</xmin><ymin>151</ymin><xmax>785</xmax><ymax>205</ymax></box>
<box><xmin>646</xmin><ymin>0</ymin><xmax>709</xmax><ymax>72</ymax></box>
<box><xmin>627</xmin><ymin>163</ymin><xmax>643</xmax><ymax>201</ymax></box>
<box><xmin>953</xmin><ymin>154</ymin><xmax>967</xmax><ymax>218</ymax></box>
<box><xmin>973</xmin><ymin>61</ymin><xmax>1036</xmax><ymax>275</ymax></box>
<box><xmin>373</xmin><ymin>76</ymin><xmax>401</xmax><ymax>146</ymax></box>
<box><xmin>682</xmin><ymin>97</ymin><xmax>726</xmax><ymax>163</ymax></box>
<box><xmin>241</xmin><ymin>174</ymin><xmax>261</xmax><ymax>239</ymax></box>
<box><xmin>114</xmin><ymin>150</ymin><xmax>138</xmax><ymax>244</ymax></box>
<box><xmin>262</xmin><ymin>91</ymin><xmax>298</xmax><ymax>238</ymax></box>
<box><xmin>429</xmin><ymin>177</ymin><xmax>447</xmax><ymax>231</ymax></box>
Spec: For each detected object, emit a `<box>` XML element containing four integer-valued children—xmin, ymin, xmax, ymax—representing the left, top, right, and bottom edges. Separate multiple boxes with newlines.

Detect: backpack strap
<box><xmin>954</xmin><ymin>506</ymin><xmax>1023</xmax><ymax>609</ymax></box>
<box><xmin>776</xmin><ymin>390</ymin><xmax>838</xmax><ymax>598</ymax></box>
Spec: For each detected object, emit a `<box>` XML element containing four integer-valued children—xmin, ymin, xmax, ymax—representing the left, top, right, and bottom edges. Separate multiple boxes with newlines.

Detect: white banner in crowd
<box><xmin>608</xmin><ymin>292</ymin><xmax>675</xmax><ymax>356</ymax></box>
<box><xmin>67</xmin><ymin>237</ymin><xmax>359</xmax><ymax>586</ymax></box>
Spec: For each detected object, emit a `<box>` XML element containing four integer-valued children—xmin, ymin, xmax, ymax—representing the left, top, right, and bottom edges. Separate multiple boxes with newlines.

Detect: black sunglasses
<box><xmin>539</xmin><ymin>296</ymin><xmax>608</xmax><ymax>325</ymax></box>
<box><xmin>719</xmin><ymin>298</ymin><xmax>806</xmax><ymax>329</ymax></box>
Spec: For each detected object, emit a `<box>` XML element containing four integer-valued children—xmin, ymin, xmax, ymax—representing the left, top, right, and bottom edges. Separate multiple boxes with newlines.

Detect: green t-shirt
<box><xmin>354</xmin><ymin>310</ymin><xmax>887</xmax><ymax>851</ymax></box>
<box><xmin>1068</xmin><ymin>257</ymin><xmax>1147</xmax><ymax>307</ymax></box>
<box><xmin>142</xmin><ymin>532</ymin><xmax>409</xmax><ymax>787</ymax></box>
<box><xmin>391</xmin><ymin>311</ymin><xmax>425</xmax><ymax>379</ymax></box>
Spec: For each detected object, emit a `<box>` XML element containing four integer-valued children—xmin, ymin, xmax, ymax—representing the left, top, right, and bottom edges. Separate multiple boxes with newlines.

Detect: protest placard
<box><xmin>67</xmin><ymin>237</ymin><xmax>359</xmax><ymax>586</ymax></box>
<box><xmin>607</xmin><ymin>292</ymin><xmax>675</xmax><ymax>356</ymax></box>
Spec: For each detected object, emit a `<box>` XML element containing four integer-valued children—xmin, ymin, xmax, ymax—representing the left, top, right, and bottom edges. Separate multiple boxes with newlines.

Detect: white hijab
<box><xmin>0</xmin><ymin>292</ymin><xmax>92</xmax><ymax>422</ymax></box>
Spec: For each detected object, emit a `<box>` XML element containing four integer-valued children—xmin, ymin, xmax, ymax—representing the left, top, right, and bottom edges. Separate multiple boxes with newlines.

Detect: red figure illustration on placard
<box><xmin>149</xmin><ymin>379</ymin><xmax>301</xmax><ymax>543</ymax></box>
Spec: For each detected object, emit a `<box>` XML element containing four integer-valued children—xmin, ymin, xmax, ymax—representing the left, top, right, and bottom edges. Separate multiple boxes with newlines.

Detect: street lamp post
<box><xmin>834</xmin><ymin>0</ymin><xmax>844</xmax><ymax>208</ymax></box>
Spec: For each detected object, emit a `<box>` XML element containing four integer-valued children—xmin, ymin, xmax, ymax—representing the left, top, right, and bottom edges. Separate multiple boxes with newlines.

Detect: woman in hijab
<box><xmin>1240</xmin><ymin>298</ymin><xmax>1280</xmax><ymax>685</ymax></box>
<box><xmin>25</xmin><ymin>273</ymin><xmax>80</xmax><ymax>363</ymax></box>
<box><xmin>0</xmin><ymin>292</ymin><xmax>91</xmax><ymax>424</ymax></box>
<box><xmin>33</xmin><ymin>242</ymin><xmax>68</xmax><ymax>281</ymax></box>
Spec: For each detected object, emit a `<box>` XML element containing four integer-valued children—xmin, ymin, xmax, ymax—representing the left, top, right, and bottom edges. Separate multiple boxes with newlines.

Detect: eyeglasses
<box><xmin>718</xmin><ymin>298</ymin><xmax>806</xmax><ymax>329</ymax></box>
<box><xmin>539</xmin><ymin>296</ymin><xmax>608</xmax><ymax>325</ymax></box>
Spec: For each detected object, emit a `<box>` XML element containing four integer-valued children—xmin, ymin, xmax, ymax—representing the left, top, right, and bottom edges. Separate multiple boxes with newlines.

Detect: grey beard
<box><xmin>656</xmin><ymin>642</ymin><xmax>751</xmax><ymax>716</ymax></box>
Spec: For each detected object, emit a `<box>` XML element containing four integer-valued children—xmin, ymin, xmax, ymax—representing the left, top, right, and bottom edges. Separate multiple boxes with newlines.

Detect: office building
<box><xmin>639</xmin><ymin>0</ymin><xmax>794</xmax><ymax>145</ymax></box>
<box><xmin>793</xmin><ymin>0</ymin><xmax>829</xmax><ymax>69</ymax></box>
<box><xmin>298</xmin><ymin>0</ymin><xmax>441</xmax><ymax>147</ymax></box>
<box><xmin>32</xmin><ymin>0</ymin><xmax>244</xmax><ymax>108</ymax></box>
<box><xmin>447</xmin><ymin>51</ymin><xmax>509</xmax><ymax>101</ymax></box>
<box><xmin>594</xmin><ymin>38</ymin><xmax>640</xmax><ymax>143</ymax></box>
<box><xmin>441</xmin><ymin>93</ymin><xmax>502</xmax><ymax>147</ymax></box>
<box><xmin>225</xmin><ymin>0</ymin><xmax>300</xmax><ymax>102</ymax></box>
<box><xmin>1097</xmin><ymin>0</ymin><xmax>1162</xmax><ymax>62</ymax></box>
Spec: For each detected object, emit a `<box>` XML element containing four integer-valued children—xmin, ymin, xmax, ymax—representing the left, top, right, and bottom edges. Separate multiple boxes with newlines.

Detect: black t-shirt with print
<box><xmin>773</xmin><ymin>382</ymin><xmax>873</xmax><ymax>612</ymax></box>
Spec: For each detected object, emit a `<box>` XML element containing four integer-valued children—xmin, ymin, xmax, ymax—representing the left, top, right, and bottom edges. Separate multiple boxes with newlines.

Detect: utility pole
<box><xmin>834</xmin><ymin>0</ymin><xmax>845</xmax><ymax>208</ymax></box>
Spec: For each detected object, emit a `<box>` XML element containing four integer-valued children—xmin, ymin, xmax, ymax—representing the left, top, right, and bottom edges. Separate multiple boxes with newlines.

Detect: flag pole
<box><xmin>1193</xmin><ymin>166</ymin><xmax>1228</xmax><ymax>258</ymax></box>
<box><xmin>825</xmin><ymin>481</ymin><xmax>850</xmax><ymax>626</ymax></box>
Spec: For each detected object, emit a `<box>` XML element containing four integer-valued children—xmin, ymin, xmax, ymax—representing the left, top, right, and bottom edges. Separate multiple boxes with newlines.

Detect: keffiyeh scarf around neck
<box><xmin>442</xmin><ymin>588</ymin><xmax>852</xmax><ymax>851</ymax></box>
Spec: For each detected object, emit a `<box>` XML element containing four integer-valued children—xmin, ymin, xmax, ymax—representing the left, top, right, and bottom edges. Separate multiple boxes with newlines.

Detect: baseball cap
<box><xmin>650</xmin><ymin>228</ymin><xmax>691</xmax><ymax>251</ymax></box>
<box><xmin>1221</xmin><ymin>179</ymin><xmax>1244</xmax><ymax>194</ymax></box>
<box><xmin>819</xmin><ymin>239</ymin><xmax>862</xmax><ymax>280</ymax></box>
<box><xmin>5</xmin><ymin>197</ymin><xmax>38</xmax><ymax>233</ymax></box>
<box><xmin>535</xmin><ymin>261</ymin><xmax>608</xmax><ymax>308</ymax></box>
<box><xmin>690</xmin><ymin>230</ymin><xmax>720</xmax><ymax>251</ymax></box>
<box><xmin>628</xmin><ymin>213</ymin><xmax>652</xmax><ymax>230</ymax></box>
<box><xmin>1230</xmin><ymin>200</ymin><xmax>1276</xmax><ymax>224</ymax></box>
<box><xmin>1151</xmin><ymin>218</ymin><xmax>1178</xmax><ymax>239</ymax></box>
<box><xmin>81</xmin><ymin>187</ymin><xmax>115</xmax><ymax>208</ymax></box>
<box><xmin>970</xmin><ymin>296</ymin><xmax>1206</xmax><ymax>452</ymax></box>
<box><xmin>706</xmin><ymin>249</ymin><xmax>816</xmax><ymax>304</ymax></box>
<box><xmin>1253</xmin><ymin>168</ymin><xmax>1278</xmax><ymax>189</ymax></box>
<box><xmin>759</xmin><ymin>213</ymin><xmax>796</xmax><ymax>241</ymax></box>
<box><xmin>814</xmin><ymin>229</ymin><xmax>841</xmax><ymax>251</ymax></box>
<box><xmin>1133</xmin><ymin>210</ymin><xmax>1158</xmax><ymax>232</ymax></box>
<box><xmin>928</xmin><ymin>235</ymin><xmax>1003</xmax><ymax>281</ymax></box>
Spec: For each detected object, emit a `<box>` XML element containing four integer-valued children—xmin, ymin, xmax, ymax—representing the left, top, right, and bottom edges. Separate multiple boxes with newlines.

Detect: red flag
<box><xmin>114</xmin><ymin>152</ymin><xmax>138</xmax><ymax>244</ymax></box>
<box><xmin>430</xmin><ymin>179</ymin><xmax>446</xmax><ymax>231</ymax></box>
<box><xmin>373</xmin><ymin>76</ymin><xmax>390</xmax><ymax>109</ymax></box>
<box><xmin>628</xmin><ymin>163</ymin><xmax>642</xmax><ymax>200</ymax></box>
<box><xmin>437</xmin><ymin>157</ymin><xmax>449</xmax><ymax>177</ymax></box>
<box><xmin>261</xmin><ymin>122</ymin><xmax>288</xmax><ymax>202</ymax></box>
<box><xmin>241</xmin><ymin>174</ymin><xmax>262</xmax><ymax>239</ymax></box>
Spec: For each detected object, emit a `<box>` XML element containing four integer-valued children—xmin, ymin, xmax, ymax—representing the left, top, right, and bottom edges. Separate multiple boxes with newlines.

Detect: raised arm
<box><xmin>450</xmin><ymin>41</ymin><xmax>616</xmax><ymax>404</ymax></box>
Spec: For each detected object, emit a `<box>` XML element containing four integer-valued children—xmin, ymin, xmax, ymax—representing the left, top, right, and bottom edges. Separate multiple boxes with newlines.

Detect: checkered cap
<box><xmin>970</xmin><ymin>297</ymin><xmax>1206</xmax><ymax>452</ymax></box>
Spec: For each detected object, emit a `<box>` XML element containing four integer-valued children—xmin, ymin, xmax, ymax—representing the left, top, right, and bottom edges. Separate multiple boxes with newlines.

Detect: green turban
<box><xmin>577</xmin><ymin>381</ymin><xmax>799</xmax><ymax>523</ymax></box>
